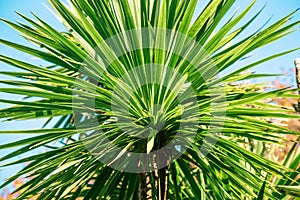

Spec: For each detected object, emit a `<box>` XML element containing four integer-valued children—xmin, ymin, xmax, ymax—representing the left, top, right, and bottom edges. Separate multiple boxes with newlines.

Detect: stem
<box><xmin>291</xmin><ymin>58</ymin><xmax>300</xmax><ymax>161</ymax></box>
<box><xmin>139</xmin><ymin>173</ymin><xmax>149</xmax><ymax>200</ymax></box>
<box><xmin>294</xmin><ymin>58</ymin><xmax>300</xmax><ymax>110</ymax></box>
<box><xmin>158</xmin><ymin>166</ymin><xmax>168</xmax><ymax>200</ymax></box>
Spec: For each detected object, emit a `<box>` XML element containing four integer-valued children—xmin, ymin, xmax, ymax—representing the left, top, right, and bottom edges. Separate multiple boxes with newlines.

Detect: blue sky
<box><xmin>0</xmin><ymin>0</ymin><xmax>300</xmax><ymax>193</ymax></box>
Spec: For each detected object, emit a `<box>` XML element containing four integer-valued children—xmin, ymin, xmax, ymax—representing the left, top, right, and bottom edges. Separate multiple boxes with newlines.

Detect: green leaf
<box><xmin>147</xmin><ymin>135</ymin><xmax>155</xmax><ymax>154</ymax></box>
<box><xmin>255</xmin><ymin>177</ymin><xmax>267</xmax><ymax>200</ymax></box>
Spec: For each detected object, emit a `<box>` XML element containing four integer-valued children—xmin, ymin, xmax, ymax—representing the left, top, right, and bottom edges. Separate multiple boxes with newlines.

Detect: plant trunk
<box><xmin>158</xmin><ymin>166</ymin><xmax>168</xmax><ymax>200</ymax></box>
<box><xmin>139</xmin><ymin>173</ymin><xmax>149</xmax><ymax>200</ymax></box>
<box><xmin>138</xmin><ymin>168</ymin><xmax>169</xmax><ymax>200</ymax></box>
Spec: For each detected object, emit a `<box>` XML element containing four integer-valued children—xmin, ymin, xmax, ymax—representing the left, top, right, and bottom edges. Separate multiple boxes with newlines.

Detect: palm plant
<box><xmin>0</xmin><ymin>0</ymin><xmax>299</xmax><ymax>199</ymax></box>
